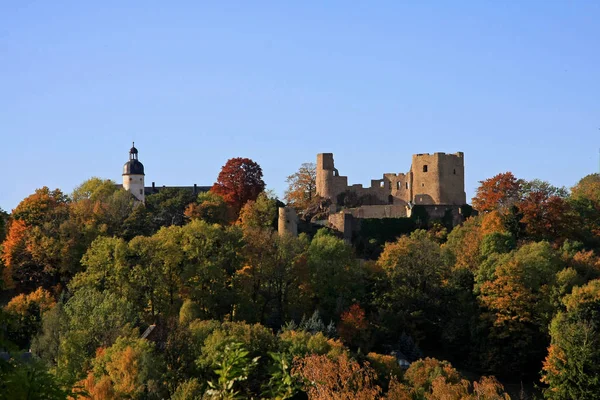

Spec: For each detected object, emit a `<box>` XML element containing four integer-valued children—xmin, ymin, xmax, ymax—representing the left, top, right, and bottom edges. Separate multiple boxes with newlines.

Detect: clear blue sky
<box><xmin>1</xmin><ymin>1</ymin><xmax>599</xmax><ymax>212</ymax></box>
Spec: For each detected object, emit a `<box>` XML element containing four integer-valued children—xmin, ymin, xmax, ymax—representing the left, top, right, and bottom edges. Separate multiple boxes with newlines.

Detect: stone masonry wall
<box><xmin>316</xmin><ymin>152</ymin><xmax>466</xmax><ymax>207</ymax></box>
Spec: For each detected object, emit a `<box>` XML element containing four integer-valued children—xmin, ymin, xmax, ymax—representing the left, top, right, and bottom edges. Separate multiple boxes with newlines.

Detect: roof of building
<box><xmin>123</xmin><ymin>159</ymin><xmax>145</xmax><ymax>175</ymax></box>
<box><xmin>123</xmin><ymin>142</ymin><xmax>144</xmax><ymax>175</ymax></box>
<box><xmin>115</xmin><ymin>184</ymin><xmax>211</xmax><ymax>195</ymax></box>
<box><xmin>145</xmin><ymin>185</ymin><xmax>211</xmax><ymax>195</ymax></box>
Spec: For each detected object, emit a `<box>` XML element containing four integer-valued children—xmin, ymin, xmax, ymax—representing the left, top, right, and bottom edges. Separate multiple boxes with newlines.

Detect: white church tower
<box><xmin>122</xmin><ymin>142</ymin><xmax>145</xmax><ymax>202</ymax></box>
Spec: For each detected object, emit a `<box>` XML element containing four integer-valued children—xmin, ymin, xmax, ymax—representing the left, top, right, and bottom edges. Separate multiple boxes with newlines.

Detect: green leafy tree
<box><xmin>0</xmin><ymin>207</ymin><xmax>9</xmax><ymax>243</ymax></box>
<box><xmin>235</xmin><ymin>229</ymin><xmax>310</xmax><ymax>326</ymax></box>
<box><xmin>146</xmin><ymin>188</ymin><xmax>196</xmax><ymax>228</ymax></box>
<box><xmin>0</xmin><ymin>357</ymin><xmax>68</xmax><ymax>400</ymax></box>
<box><xmin>179</xmin><ymin>220</ymin><xmax>244</xmax><ymax>319</ymax></box>
<box><xmin>185</xmin><ymin>192</ymin><xmax>230</xmax><ymax>225</ymax></box>
<box><xmin>477</xmin><ymin>241</ymin><xmax>563</xmax><ymax>377</ymax></box>
<box><xmin>48</xmin><ymin>288</ymin><xmax>138</xmax><ymax>384</ymax></box>
<box><xmin>542</xmin><ymin>279</ymin><xmax>600</xmax><ymax>399</ymax></box>
<box><xmin>376</xmin><ymin>230</ymin><xmax>447</xmax><ymax>343</ymax></box>
<box><xmin>262</xmin><ymin>352</ymin><xmax>300</xmax><ymax>400</ymax></box>
<box><xmin>238</xmin><ymin>192</ymin><xmax>278</xmax><ymax>231</ymax></box>
<box><xmin>306</xmin><ymin>229</ymin><xmax>363</xmax><ymax>323</ymax></box>
<box><xmin>205</xmin><ymin>342</ymin><xmax>260</xmax><ymax>400</ymax></box>
<box><xmin>171</xmin><ymin>378</ymin><xmax>204</xmax><ymax>400</ymax></box>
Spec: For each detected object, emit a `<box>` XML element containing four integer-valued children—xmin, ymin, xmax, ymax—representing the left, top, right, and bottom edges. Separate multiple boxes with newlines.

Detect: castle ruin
<box><xmin>285</xmin><ymin>152</ymin><xmax>469</xmax><ymax>238</ymax></box>
<box><xmin>316</xmin><ymin>152</ymin><xmax>466</xmax><ymax>208</ymax></box>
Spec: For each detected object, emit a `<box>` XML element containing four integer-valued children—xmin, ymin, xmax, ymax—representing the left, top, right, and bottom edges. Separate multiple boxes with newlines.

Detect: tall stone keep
<box><xmin>410</xmin><ymin>152</ymin><xmax>466</xmax><ymax>205</ymax></box>
<box><xmin>122</xmin><ymin>142</ymin><xmax>145</xmax><ymax>202</ymax></box>
<box><xmin>316</xmin><ymin>153</ymin><xmax>348</xmax><ymax>203</ymax></box>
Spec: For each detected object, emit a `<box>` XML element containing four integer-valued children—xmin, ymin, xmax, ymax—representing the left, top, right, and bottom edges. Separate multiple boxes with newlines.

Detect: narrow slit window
<box><xmin>423</xmin><ymin>165</ymin><xmax>428</xmax><ymax>172</ymax></box>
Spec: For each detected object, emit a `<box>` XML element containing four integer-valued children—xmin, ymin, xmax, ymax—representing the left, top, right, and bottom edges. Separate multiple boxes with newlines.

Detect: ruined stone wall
<box><xmin>328</xmin><ymin>212</ymin><xmax>353</xmax><ymax>242</ymax></box>
<box><xmin>345</xmin><ymin>205</ymin><xmax>408</xmax><ymax>219</ymax></box>
<box><xmin>406</xmin><ymin>204</ymin><xmax>465</xmax><ymax>226</ymax></box>
<box><xmin>316</xmin><ymin>151</ymin><xmax>465</xmax><ymax>207</ymax></box>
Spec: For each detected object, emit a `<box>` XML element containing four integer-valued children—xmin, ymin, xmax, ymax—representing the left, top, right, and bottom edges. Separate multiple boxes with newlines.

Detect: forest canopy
<box><xmin>1</xmin><ymin>164</ymin><xmax>600</xmax><ymax>399</ymax></box>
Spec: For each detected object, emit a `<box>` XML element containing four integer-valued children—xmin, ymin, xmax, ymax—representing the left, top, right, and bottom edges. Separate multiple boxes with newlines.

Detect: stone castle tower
<box><xmin>316</xmin><ymin>152</ymin><xmax>466</xmax><ymax>207</ymax></box>
<box><xmin>122</xmin><ymin>143</ymin><xmax>145</xmax><ymax>202</ymax></box>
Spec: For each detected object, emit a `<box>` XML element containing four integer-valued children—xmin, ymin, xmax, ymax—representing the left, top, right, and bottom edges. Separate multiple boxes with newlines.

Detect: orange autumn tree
<box><xmin>211</xmin><ymin>157</ymin><xmax>266</xmax><ymax>217</ymax></box>
<box><xmin>76</xmin><ymin>337</ymin><xmax>164</xmax><ymax>400</ymax></box>
<box><xmin>478</xmin><ymin>241</ymin><xmax>563</xmax><ymax>376</ymax></box>
<box><xmin>337</xmin><ymin>303</ymin><xmax>369</xmax><ymax>349</ymax></box>
<box><xmin>5</xmin><ymin>287</ymin><xmax>55</xmax><ymax>316</ymax></box>
<box><xmin>472</xmin><ymin>172</ymin><xmax>522</xmax><ymax>213</ymax></box>
<box><xmin>293</xmin><ymin>352</ymin><xmax>381</xmax><ymax>400</ymax></box>
<box><xmin>387</xmin><ymin>358</ymin><xmax>510</xmax><ymax>400</ymax></box>
<box><xmin>2</xmin><ymin>187</ymin><xmax>72</xmax><ymax>292</ymax></box>
<box><xmin>1</xmin><ymin>219</ymin><xmax>27</xmax><ymax>289</ymax></box>
<box><xmin>284</xmin><ymin>162</ymin><xmax>317</xmax><ymax>211</ymax></box>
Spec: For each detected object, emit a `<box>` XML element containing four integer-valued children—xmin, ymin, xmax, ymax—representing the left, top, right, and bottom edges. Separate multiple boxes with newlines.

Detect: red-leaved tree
<box><xmin>211</xmin><ymin>158</ymin><xmax>266</xmax><ymax>215</ymax></box>
<box><xmin>472</xmin><ymin>172</ymin><xmax>522</xmax><ymax>213</ymax></box>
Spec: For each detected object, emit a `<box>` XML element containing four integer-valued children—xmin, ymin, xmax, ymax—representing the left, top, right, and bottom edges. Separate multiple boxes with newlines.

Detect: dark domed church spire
<box><xmin>123</xmin><ymin>142</ymin><xmax>145</xmax><ymax>202</ymax></box>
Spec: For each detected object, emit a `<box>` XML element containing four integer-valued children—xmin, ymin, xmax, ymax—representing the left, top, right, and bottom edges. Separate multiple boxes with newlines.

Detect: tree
<box><xmin>205</xmin><ymin>342</ymin><xmax>259</xmax><ymax>400</ymax></box>
<box><xmin>211</xmin><ymin>158</ymin><xmax>265</xmax><ymax>216</ymax></box>
<box><xmin>71</xmin><ymin>177</ymin><xmax>118</xmax><ymax>203</ymax></box>
<box><xmin>376</xmin><ymin>230</ymin><xmax>447</xmax><ymax>342</ymax></box>
<box><xmin>284</xmin><ymin>163</ymin><xmax>316</xmax><ymax>211</ymax></box>
<box><xmin>337</xmin><ymin>303</ymin><xmax>369</xmax><ymax>350</ymax></box>
<box><xmin>477</xmin><ymin>241</ymin><xmax>563</xmax><ymax>377</ymax></box>
<box><xmin>293</xmin><ymin>352</ymin><xmax>381</xmax><ymax>400</ymax></box>
<box><xmin>472</xmin><ymin>172</ymin><xmax>522</xmax><ymax>213</ymax></box>
<box><xmin>179</xmin><ymin>220</ymin><xmax>244</xmax><ymax>319</ymax></box>
<box><xmin>2</xmin><ymin>187</ymin><xmax>74</xmax><ymax>291</ymax></box>
<box><xmin>387</xmin><ymin>357</ymin><xmax>510</xmax><ymax>399</ymax></box>
<box><xmin>570</xmin><ymin>173</ymin><xmax>600</xmax><ymax>205</ymax></box>
<box><xmin>235</xmin><ymin>230</ymin><xmax>310</xmax><ymax>326</ymax></box>
<box><xmin>50</xmin><ymin>288</ymin><xmax>139</xmax><ymax>384</ymax></box>
<box><xmin>541</xmin><ymin>279</ymin><xmax>600</xmax><ymax>399</ymax></box>
<box><xmin>237</xmin><ymin>192</ymin><xmax>278</xmax><ymax>232</ymax></box>
<box><xmin>69</xmin><ymin>182</ymin><xmax>137</xmax><ymax>240</ymax></box>
<box><xmin>0</xmin><ymin>357</ymin><xmax>69</xmax><ymax>400</ymax></box>
<box><xmin>3</xmin><ymin>288</ymin><xmax>55</xmax><ymax>349</ymax></box>
<box><xmin>442</xmin><ymin>216</ymin><xmax>483</xmax><ymax>271</ymax></box>
<box><xmin>306</xmin><ymin>230</ymin><xmax>363</xmax><ymax>323</ymax></box>
<box><xmin>145</xmin><ymin>187</ymin><xmax>196</xmax><ymax>228</ymax></box>
<box><xmin>0</xmin><ymin>207</ymin><xmax>9</xmax><ymax>243</ymax></box>
<box><xmin>76</xmin><ymin>336</ymin><xmax>165</xmax><ymax>399</ymax></box>
<box><xmin>569</xmin><ymin>174</ymin><xmax>600</xmax><ymax>247</ymax></box>
<box><xmin>184</xmin><ymin>192</ymin><xmax>229</xmax><ymax>225</ymax></box>
<box><xmin>518</xmin><ymin>180</ymin><xmax>572</xmax><ymax>242</ymax></box>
